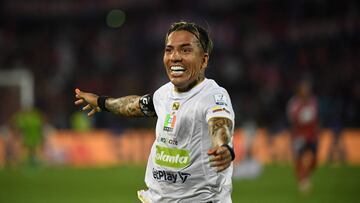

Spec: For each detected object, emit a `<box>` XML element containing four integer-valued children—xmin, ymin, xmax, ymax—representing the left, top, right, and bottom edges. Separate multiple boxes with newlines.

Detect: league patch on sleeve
<box><xmin>214</xmin><ymin>94</ymin><xmax>228</xmax><ymax>106</ymax></box>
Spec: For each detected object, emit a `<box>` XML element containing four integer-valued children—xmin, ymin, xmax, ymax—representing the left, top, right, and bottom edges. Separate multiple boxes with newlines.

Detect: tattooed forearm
<box><xmin>105</xmin><ymin>95</ymin><xmax>144</xmax><ymax>117</ymax></box>
<box><xmin>208</xmin><ymin>117</ymin><xmax>233</xmax><ymax>147</ymax></box>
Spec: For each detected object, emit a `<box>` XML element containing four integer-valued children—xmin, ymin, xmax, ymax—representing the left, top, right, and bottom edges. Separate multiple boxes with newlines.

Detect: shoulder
<box><xmin>154</xmin><ymin>82</ymin><xmax>172</xmax><ymax>99</ymax></box>
<box><xmin>288</xmin><ymin>96</ymin><xmax>298</xmax><ymax>106</ymax></box>
<box><xmin>201</xmin><ymin>79</ymin><xmax>232</xmax><ymax>103</ymax></box>
<box><xmin>202</xmin><ymin>79</ymin><xmax>230</xmax><ymax>94</ymax></box>
<box><xmin>311</xmin><ymin>96</ymin><xmax>318</xmax><ymax>103</ymax></box>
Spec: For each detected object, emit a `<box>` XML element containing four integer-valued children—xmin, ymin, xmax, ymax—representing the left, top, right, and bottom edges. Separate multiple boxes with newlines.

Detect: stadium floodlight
<box><xmin>0</xmin><ymin>69</ymin><xmax>34</xmax><ymax>110</ymax></box>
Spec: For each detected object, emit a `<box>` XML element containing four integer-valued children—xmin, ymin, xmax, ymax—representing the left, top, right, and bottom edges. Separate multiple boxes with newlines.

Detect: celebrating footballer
<box><xmin>75</xmin><ymin>21</ymin><xmax>235</xmax><ymax>202</ymax></box>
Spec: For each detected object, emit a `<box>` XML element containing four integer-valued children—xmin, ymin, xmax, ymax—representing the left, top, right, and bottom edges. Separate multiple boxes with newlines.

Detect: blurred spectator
<box><xmin>287</xmin><ymin>79</ymin><xmax>320</xmax><ymax>193</ymax></box>
<box><xmin>70</xmin><ymin>111</ymin><xmax>93</xmax><ymax>132</ymax></box>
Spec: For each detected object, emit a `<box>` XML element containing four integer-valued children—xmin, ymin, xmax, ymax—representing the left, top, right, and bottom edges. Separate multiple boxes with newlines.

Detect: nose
<box><xmin>170</xmin><ymin>50</ymin><xmax>182</xmax><ymax>62</ymax></box>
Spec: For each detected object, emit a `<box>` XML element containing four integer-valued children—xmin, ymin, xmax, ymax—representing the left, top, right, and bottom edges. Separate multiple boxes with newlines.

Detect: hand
<box><xmin>207</xmin><ymin>145</ymin><xmax>232</xmax><ymax>172</ymax></box>
<box><xmin>74</xmin><ymin>88</ymin><xmax>101</xmax><ymax>116</ymax></box>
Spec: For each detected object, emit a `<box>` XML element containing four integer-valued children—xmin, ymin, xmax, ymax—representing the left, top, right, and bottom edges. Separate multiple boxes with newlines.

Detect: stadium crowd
<box><xmin>0</xmin><ymin>0</ymin><xmax>358</xmax><ymax>132</ymax></box>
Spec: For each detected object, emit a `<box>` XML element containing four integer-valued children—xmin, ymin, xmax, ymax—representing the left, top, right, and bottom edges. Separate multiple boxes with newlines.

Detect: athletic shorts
<box><xmin>292</xmin><ymin>136</ymin><xmax>318</xmax><ymax>157</ymax></box>
<box><xmin>137</xmin><ymin>189</ymin><xmax>231</xmax><ymax>203</ymax></box>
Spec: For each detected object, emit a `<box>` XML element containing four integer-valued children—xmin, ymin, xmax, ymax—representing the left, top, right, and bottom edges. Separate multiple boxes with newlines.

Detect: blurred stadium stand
<box><xmin>0</xmin><ymin>0</ymin><xmax>359</xmax><ymax>166</ymax></box>
<box><xmin>1</xmin><ymin>128</ymin><xmax>360</xmax><ymax>167</ymax></box>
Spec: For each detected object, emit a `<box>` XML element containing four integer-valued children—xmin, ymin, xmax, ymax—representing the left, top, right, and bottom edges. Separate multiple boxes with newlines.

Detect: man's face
<box><xmin>298</xmin><ymin>82</ymin><xmax>311</xmax><ymax>98</ymax></box>
<box><xmin>163</xmin><ymin>30</ymin><xmax>208</xmax><ymax>92</ymax></box>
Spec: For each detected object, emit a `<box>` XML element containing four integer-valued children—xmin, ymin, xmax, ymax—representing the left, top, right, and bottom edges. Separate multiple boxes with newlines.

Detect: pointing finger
<box><xmin>82</xmin><ymin>104</ymin><xmax>92</xmax><ymax>111</ymax></box>
<box><xmin>74</xmin><ymin>99</ymin><xmax>84</xmax><ymax>105</ymax></box>
<box><xmin>88</xmin><ymin>109</ymin><xmax>96</xmax><ymax>117</ymax></box>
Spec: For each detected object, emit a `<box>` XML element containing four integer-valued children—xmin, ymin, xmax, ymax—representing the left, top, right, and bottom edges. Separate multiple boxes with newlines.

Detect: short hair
<box><xmin>166</xmin><ymin>21</ymin><xmax>213</xmax><ymax>55</ymax></box>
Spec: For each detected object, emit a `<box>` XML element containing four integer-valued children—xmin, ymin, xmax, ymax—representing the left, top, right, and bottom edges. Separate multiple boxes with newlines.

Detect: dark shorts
<box><xmin>292</xmin><ymin>137</ymin><xmax>318</xmax><ymax>157</ymax></box>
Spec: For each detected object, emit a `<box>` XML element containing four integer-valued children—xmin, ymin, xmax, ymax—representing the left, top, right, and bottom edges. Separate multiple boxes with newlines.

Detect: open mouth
<box><xmin>170</xmin><ymin>66</ymin><xmax>186</xmax><ymax>76</ymax></box>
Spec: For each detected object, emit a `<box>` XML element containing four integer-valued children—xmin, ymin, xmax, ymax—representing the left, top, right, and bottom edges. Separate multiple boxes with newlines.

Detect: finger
<box><xmin>216</xmin><ymin>163</ymin><xmax>231</xmax><ymax>172</ymax></box>
<box><xmin>209</xmin><ymin>147</ymin><xmax>229</xmax><ymax>162</ymax></box>
<box><xmin>82</xmin><ymin>104</ymin><xmax>92</xmax><ymax>111</ymax></box>
<box><xmin>209</xmin><ymin>153</ymin><xmax>223</xmax><ymax>162</ymax></box>
<box><xmin>87</xmin><ymin>109</ymin><xmax>97</xmax><ymax>117</ymax></box>
<box><xmin>210</xmin><ymin>155</ymin><xmax>231</xmax><ymax>167</ymax></box>
<box><xmin>207</xmin><ymin>148</ymin><xmax>217</xmax><ymax>155</ymax></box>
<box><xmin>74</xmin><ymin>99</ymin><xmax>85</xmax><ymax>105</ymax></box>
<box><xmin>216</xmin><ymin>146</ymin><xmax>228</xmax><ymax>155</ymax></box>
<box><xmin>75</xmin><ymin>88</ymin><xmax>84</xmax><ymax>99</ymax></box>
<box><xmin>75</xmin><ymin>93</ymin><xmax>84</xmax><ymax>99</ymax></box>
<box><xmin>210</xmin><ymin>151</ymin><xmax>231</xmax><ymax>162</ymax></box>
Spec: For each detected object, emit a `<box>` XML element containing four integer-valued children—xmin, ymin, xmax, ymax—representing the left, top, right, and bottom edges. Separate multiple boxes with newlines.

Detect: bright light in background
<box><xmin>106</xmin><ymin>9</ymin><xmax>126</xmax><ymax>28</ymax></box>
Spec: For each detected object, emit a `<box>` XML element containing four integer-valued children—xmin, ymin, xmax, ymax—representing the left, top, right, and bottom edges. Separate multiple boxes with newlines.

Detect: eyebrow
<box><xmin>165</xmin><ymin>43</ymin><xmax>193</xmax><ymax>48</ymax></box>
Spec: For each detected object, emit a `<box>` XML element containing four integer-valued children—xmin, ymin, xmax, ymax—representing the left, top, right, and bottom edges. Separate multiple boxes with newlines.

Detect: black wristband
<box><xmin>97</xmin><ymin>96</ymin><xmax>109</xmax><ymax>112</ymax></box>
<box><xmin>221</xmin><ymin>144</ymin><xmax>235</xmax><ymax>161</ymax></box>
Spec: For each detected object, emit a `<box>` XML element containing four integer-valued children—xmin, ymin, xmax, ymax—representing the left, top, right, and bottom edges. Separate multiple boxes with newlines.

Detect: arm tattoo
<box><xmin>105</xmin><ymin>95</ymin><xmax>144</xmax><ymax>117</ymax></box>
<box><xmin>208</xmin><ymin>117</ymin><xmax>233</xmax><ymax>147</ymax></box>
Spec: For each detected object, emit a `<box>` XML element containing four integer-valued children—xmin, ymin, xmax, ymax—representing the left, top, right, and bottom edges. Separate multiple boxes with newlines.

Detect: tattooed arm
<box><xmin>74</xmin><ymin>88</ymin><xmax>146</xmax><ymax>117</ymax></box>
<box><xmin>208</xmin><ymin>117</ymin><xmax>233</xmax><ymax>147</ymax></box>
<box><xmin>207</xmin><ymin>117</ymin><xmax>234</xmax><ymax>172</ymax></box>
<box><xmin>105</xmin><ymin>96</ymin><xmax>143</xmax><ymax>117</ymax></box>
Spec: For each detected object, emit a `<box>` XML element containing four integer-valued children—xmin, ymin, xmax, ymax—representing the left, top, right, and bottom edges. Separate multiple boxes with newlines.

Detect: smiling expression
<box><xmin>163</xmin><ymin>30</ymin><xmax>209</xmax><ymax>92</ymax></box>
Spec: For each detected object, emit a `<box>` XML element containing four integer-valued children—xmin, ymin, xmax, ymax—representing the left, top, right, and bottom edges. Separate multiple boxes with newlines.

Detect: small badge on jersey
<box><xmin>172</xmin><ymin>102</ymin><xmax>180</xmax><ymax>111</ymax></box>
<box><xmin>214</xmin><ymin>94</ymin><xmax>228</xmax><ymax>106</ymax></box>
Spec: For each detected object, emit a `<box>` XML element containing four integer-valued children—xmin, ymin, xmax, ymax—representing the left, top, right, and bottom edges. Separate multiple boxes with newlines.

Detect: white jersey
<box><xmin>138</xmin><ymin>79</ymin><xmax>235</xmax><ymax>203</ymax></box>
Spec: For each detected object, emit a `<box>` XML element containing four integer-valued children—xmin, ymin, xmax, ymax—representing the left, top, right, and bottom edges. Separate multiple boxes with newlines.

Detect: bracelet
<box><xmin>97</xmin><ymin>96</ymin><xmax>109</xmax><ymax>112</ymax></box>
<box><xmin>221</xmin><ymin>144</ymin><xmax>235</xmax><ymax>161</ymax></box>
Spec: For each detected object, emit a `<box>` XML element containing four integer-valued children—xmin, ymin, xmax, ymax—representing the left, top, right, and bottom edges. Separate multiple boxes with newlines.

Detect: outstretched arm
<box><xmin>74</xmin><ymin>88</ymin><xmax>145</xmax><ymax>117</ymax></box>
<box><xmin>207</xmin><ymin>117</ymin><xmax>234</xmax><ymax>172</ymax></box>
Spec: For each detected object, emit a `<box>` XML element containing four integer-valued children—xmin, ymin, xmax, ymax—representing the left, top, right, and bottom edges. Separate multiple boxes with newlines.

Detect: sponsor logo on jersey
<box><xmin>152</xmin><ymin>168</ymin><xmax>191</xmax><ymax>183</ymax></box>
<box><xmin>172</xmin><ymin>102</ymin><xmax>180</xmax><ymax>110</ymax></box>
<box><xmin>155</xmin><ymin>145</ymin><xmax>190</xmax><ymax>168</ymax></box>
<box><xmin>214</xmin><ymin>93</ymin><xmax>228</xmax><ymax>106</ymax></box>
<box><xmin>163</xmin><ymin>113</ymin><xmax>176</xmax><ymax>132</ymax></box>
<box><xmin>158</xmin><ymin>136</ymin><xmax>178</xmax><ymax>145</ymax></box>
<box><xmin>211</xmin><ymin>106</ymin><xmax>230</xmax><ymax>114</ymax></box>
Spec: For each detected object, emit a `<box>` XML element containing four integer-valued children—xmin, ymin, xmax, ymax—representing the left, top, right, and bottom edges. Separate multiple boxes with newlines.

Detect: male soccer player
<box><xmin>287</xmin><ymin>80</ymin><xmax>319</xmax><ymax>193</ymax></box>
<box><xmin>75</xmin><ymin>21</ymin><xmax>235</xmax><ymax>202</ymax></box>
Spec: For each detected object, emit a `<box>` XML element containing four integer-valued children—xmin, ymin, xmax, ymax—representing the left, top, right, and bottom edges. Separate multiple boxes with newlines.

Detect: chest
<box><xmin>155</xmin><ymin>97</ymin><xmax>202</xmax><ymax>146</ymax></box>
<box><xmin>292</xmin><ymin>101</ymin><xmax>317</xmax><ymax>124</ymax></box>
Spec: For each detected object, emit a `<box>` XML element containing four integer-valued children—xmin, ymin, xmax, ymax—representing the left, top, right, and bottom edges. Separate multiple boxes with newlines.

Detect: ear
<box><xmin>201</xmin><ymin>53</ymin><xmax>209</xmax><ymax>70</ymax></box>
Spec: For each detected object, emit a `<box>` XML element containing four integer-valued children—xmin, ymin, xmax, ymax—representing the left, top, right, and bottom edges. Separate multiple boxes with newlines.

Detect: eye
<box><xmin>182</xmin><ymin>48</ymin><xmax>192</xmax><ymax>53</ymax></box>
<box><xmin>165</xmin><ymin>47</ymin><xmax>172</xmax><ymax>53</ymax></box>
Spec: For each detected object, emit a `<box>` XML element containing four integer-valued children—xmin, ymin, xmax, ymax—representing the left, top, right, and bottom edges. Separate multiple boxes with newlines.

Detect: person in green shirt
<box><xmin>12</xmin><ymin>108</ymin><xmax>44</xmax><ymax>167</ymax></box>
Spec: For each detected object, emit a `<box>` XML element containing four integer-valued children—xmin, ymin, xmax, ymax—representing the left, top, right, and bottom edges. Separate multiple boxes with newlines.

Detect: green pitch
<box><xmin>0</xmin><ymin>164</ymin><xmax>359</xmax><ymax>203</ymax></box>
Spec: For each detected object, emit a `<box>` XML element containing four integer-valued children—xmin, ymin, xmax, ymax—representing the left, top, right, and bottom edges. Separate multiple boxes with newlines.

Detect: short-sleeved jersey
<box><xmin>139</xmin><ymin>79</ymin><xmax>235</xmax><ymax>203</ymax></box>
<box><xmin>287</xmin><ymin>96</ymin><xmax>318</xmax><ymax>141</ymax></box>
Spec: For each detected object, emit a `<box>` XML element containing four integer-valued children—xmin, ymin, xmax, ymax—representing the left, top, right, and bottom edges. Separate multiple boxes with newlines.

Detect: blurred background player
<box><xmin>287</xmin><ymin>79</ymin><xmax>320</xmax><ymax>193</ymax></box>
<box><xmin>11</xmin><ymin>108</ymin><xmax>45</xmax><ymax>167</ymax></box>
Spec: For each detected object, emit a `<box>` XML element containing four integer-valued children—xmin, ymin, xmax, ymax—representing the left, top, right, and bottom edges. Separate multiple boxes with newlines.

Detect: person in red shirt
<box><xmin>287</xmin><ymin>80</ymin><xmax>319</xmax><ymax>193</ymax></box>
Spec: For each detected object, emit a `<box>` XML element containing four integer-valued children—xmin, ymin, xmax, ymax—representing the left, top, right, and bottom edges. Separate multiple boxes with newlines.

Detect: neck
<box><xmin>175</xmin><ymin>75</ymin><xmax>205</xmax><ymax>93</ymax></box>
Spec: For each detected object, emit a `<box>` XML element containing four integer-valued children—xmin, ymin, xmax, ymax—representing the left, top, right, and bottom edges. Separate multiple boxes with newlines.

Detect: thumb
<box><xmin>75</xmin><ymin>88</ymin><xmax>84</xmax><ymax>99</ymax></box>
<box><xmin>207</xmin><ymin>147</ymin><xmax>217</xmax><ymax>155</ymax></box>
<box><xmin>75</xmin><ymin>88</ymin><xmax>81</xmax><ymax>94</ymax></box>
